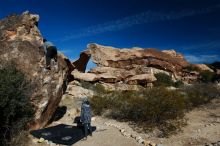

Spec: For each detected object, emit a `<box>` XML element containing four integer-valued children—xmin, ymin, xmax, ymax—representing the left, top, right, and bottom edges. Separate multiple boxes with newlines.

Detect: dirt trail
<box><xmin>30</xmin><ymin>98</ymin><xmax>220</xmax><ymax>146</ymax></box>
<box><xmin>150</xmin><ymin>98</ymin><xmax>220</xmax><ymax>146</ymax></box>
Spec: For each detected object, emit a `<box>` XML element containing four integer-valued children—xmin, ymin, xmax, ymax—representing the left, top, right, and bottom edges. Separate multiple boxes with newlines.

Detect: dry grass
<box><xmin>90</xmin><ymin>83</ymin><xmax>220</xmax><ymax>137</ymax></box>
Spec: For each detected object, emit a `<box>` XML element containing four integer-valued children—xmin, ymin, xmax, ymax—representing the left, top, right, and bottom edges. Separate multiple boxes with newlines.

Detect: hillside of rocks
<box><xmin>70</xmin><ymin>43</ymin><xmax>217</xmax><ymax>96</ymax></box>
<box><xmin>75</xmin><ymin>44</ymin><xmax>216</xmax><ymax>83</ymax></box>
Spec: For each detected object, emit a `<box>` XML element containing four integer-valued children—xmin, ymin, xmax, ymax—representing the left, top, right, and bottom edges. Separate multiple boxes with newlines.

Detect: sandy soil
<box><xmin>150</xmin><ymin>98</ymin><xmax>220</xmax><ymax>146</ymax></box>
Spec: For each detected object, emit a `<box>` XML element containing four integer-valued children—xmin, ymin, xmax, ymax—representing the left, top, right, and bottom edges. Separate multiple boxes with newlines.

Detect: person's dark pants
<box><xmin>46</xmin><ymin>46</ymin><xmax>57</xmax><ymax>68</ymax></box>
<box><xmin>83</xmin><ymin>123</ymin><xmax>92</xmax><ymax>138</ymax></box>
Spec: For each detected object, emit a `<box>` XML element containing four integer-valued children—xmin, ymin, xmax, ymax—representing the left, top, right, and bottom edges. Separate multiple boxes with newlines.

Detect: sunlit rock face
<box><xmin>0</xmin><ymin>11</ymin><xmax>74</xmax><ymax>130</ymax></box>
<box><xmin>193</xmin><ymin>64</ymin><xmax>214</xmax><ymax>72</ymax></box>
<box><xmin>87</xmin><ymin>43</ymin><xmax>189</xmax><ymax>73</ymax></box>
<box><xmin>72</xmin><ymin>43</ymin><xmax>192</xmax><ymax>86</ymax></box>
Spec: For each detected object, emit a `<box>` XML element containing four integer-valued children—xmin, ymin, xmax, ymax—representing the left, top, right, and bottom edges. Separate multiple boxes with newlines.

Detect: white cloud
<box><xmin>61</xmin><ymin>4</ymin><xmax>220</xmax><ymax>41</ymax></box>
<box><xmin>185</xmin><ymin>54</ymin><xmax>219</xmax><ymax>63</ymax></box>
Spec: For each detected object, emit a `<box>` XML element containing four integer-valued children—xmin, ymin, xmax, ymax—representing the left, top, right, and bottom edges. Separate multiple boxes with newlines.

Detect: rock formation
<box><xmin>72</xmin><ymin>44</ymin><xmax>219</xmax><ymax>86</ymax></box>
<box><xmin>72</xmin><ymin>43</ymin><xmax>191</xmax><ymax>87</ymax></box>
<box><xmin>72</xmin><ymin>50</ymin><xmax>91</xmax><ymax>72</ymax></box>
<box><xmin>87</xmin><ymin>44</ymin><xmax>189</xmax><ymax>72</ymax></box>
<box><xmin>0</xmin><ymin>11</ymin><xmax>74</xmax><ymax>130</ymax></box>
<box><xmin>193</xmin><ymin>64</ymin><xmax>213</xmax><ymax>72</ymax></box>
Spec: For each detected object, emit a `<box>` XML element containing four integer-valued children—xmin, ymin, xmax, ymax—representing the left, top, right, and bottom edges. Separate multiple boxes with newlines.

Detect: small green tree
<box><xmin>0</xmin><ymin>61</ymin><xmax>34</xmax><ymax>146</ymax></box>
<box><xmin>183</xmin><ymin>65</ymin><xmax>199</xmax><ymax>72</ymax></box>
<box><xmin>154</xmin><ymin>73</ymin><xmax>174</xmax><ymax>87</ymax></box>
<box><xmin>200</xmin><ymin>71</ymin><xmax>215</xmax><ymax>83</ymax></box>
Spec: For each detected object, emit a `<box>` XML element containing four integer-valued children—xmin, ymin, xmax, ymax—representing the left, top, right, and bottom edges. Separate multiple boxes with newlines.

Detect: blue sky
<box><xmin>0</xmin><ymin>0</ymin><xmax>220</xmax><ymax>70</ymax></box>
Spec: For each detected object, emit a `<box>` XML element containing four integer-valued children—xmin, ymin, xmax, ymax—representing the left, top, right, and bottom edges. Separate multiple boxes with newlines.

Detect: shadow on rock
<box><xmin>48</xmin><ymin>106</ymin><xmax>67</xmax><ymax>124</ymax></box>
<box><xmin>30</xmin><ymin>124</ymin><xmax>96</xmax><ymax>145</ymax></box>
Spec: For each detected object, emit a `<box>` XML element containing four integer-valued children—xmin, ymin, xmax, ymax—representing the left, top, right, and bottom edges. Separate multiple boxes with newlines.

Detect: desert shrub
<box><xmin>94</xmin><ymin>83</ymin><xmax>107</xmax><ymax>93</ymax></box>
<box><xmin>80</xmin><ymin>81</ymin><xmax>106</xmax><ymax>93</ymax></box>
<box><xmin>199</xmin><ymin>71</ymin><xmax>215</xmax><ymax>83</ymax></box>
<box><xmin>182</xmin><ymin>84</ymin><xmax>220</xmax><ymax>108</ymax></box>
<box><xmin>80</xmin><ymin>81</ymin><xmax>94</xmax><ymax>90</ymax></box>
<box><xmin>0</xmin><ymin>61</ymin><xmax>34</xmax><ymax>146</ymax></box>
<box><xmin>183</xmin><ymin>65</ymin><xmax>199</xmax><ymax>72</ymax></box>
<box><xmin>10</xmin><ymin>131</ymin><xmax>31</xmax><ymax>146</ymax></box>
<box><xmin>90</xmin><ymin>87</ymin><xmax>186</xmax><ymax>136</ymax></box>
<box><xmin>154</xmin><ymin>73</ymin><xmax>174</xmax><ymax>87</ymax></box>
<box><xmin>90</xmin><ymin>83</ymin><xmax>220</xmax><ymax>137</ymax></box>
<box><xmin>174</xmin><ymin>80</ymin><xmax>184</xmax><ymax>88</ymax></box>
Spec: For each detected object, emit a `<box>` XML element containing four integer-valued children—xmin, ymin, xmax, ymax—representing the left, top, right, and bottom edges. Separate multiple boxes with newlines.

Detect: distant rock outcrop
<box><xmin>0</xmin><ymin>11</ymin><xmax>74</xmax><ymax>130</ymax></box>
<box><xmin>72</xmin><ymin>43</ymin><xmax>191</xmax><ymax>87</ymax></box>
<box><xmin>193</xmin><ymin>64</ymin><xmax>213</xmax><ymax>72</ymax></box>
<box><xmin>87</xmin><ymin>44</ymin><xmax>189</xmax><ymax>72</ymax></box>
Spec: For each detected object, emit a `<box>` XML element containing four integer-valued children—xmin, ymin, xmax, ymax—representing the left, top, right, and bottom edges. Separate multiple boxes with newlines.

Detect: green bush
<box><xmin>90</xmin><ymin>87</ymin><xmax>186</xmax><ymax>137</ymax></box>
<box><xmin>174</xmin><ymin>80</ymin><xmax>184</xmax><ymax>88</ymax></box>
<box><xmin>182</xmin><ymin>84</ymin><xmax>220</xmax><ymax>108</ymax></box>
<box><xmin>183</xmin><ymin>65</ymin><xmax>199</xmax><ymax>72</ymax></box>
<box><xmin>0</xmin><ymin>61</ymin><xmax>34</xmax><ymax>146</ymax></box>
<box><xmin>154</xmin><ymin>73</ymin><xmax>174</xmax><ymax>87</ymax></box>
<box><xmin>90</xmin><ymin>83</ymin><xmax>220</xmax><ymax>137</ymax></box>
<box><xmin>199</xmin><ymin>71</ymin><xmax>215</xmax><ymax>83</ymax></box>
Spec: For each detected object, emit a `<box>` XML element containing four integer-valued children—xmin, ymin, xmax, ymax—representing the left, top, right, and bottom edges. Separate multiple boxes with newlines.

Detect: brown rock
<box><xmin>217</xmin><ymin>69</ymin><xmax>220</xmax><ymax>75</ymax></box>
<box><xmin>72</xmin><ymin>50</ymin><xmax>91</xmax><ymax>72</ymax></box>
<box><xmin>193</xmin><ymin>64</ymin><xmax>214</xmax><ymax>72</ymax></box>
<box><xmin>97</xmin><ymin>73</ymin><xmax>119</xmax><ymax>83</ymax></box>
<box><xmin>72</xmin><ymin>43</ymin><xmax>191</xmax><ymax>85</ymax></box>
<box><xmin>0</xmin><ymin>12</ymin><xmax>73</xmax><ymax>130</ymax></box>
<box><xmin>65</xmin><ymin>84</ymin><xmax>94</xmax><ymax>98</ymax></box>
<box><xmin>87</xmin><ymin>43</ymin><xmax>189</xmax><ymax>73</ymax></box>
<box><xmin>72</xmin><ymin>70</ymin><xmax>97</xmax><ymax>82</ymax></box>
<box><xmin>72</xmin><ymin>70</ymin><xmax>118</xmax><ymax>83</ymax></box>
<box><xmin>72</xmin><ymin>41</ymin><xmax>205</xmax><ymax>87</ymax></box>
<box><xmin>162</xmin><ymin>49</ymin><xmax>184</xmax><ymax>59</ymax></box>
<box><xmin>125</xmin><ymin>74</ymin><xmax>157</xmax><ymax>85</ymax></box>
<box><xmin>90</xmin><ymin>66</ymin><xmax>135</xmax><ymax>83</ymax></box>
<box><xmin>99</xmin><ymin>82</ymin><xmax>144</xmax><ymax>91</ymax></box>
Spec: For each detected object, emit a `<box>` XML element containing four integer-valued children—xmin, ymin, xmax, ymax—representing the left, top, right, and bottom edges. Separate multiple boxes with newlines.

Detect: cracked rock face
<box><xmin>87</xmin><ymin>43</ymin><xmax>189</xmax><ymax>73</ymax></box>
<box><xmin>72</xmin><ymin>43</ymin><xmax>191</xmax><ymax>86</ymax></box>
<box><xmin>0</xmin><ymin>12</ymin><xmax>73</xmax><ymax>130</ymax></box>
<box><xmin>72</xmin><ymin>44</ymin><xmax>216</xmax><ymax>85</ymax></box>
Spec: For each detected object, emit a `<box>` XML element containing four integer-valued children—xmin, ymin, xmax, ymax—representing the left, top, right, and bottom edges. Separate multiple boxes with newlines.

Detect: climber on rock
<box><xmin>80</xmin><ymin>97</ymin><xmax>92</xmax><ymax>140</ymax></box>
<box><xmin>43</xmin><ymin>38</ymin><xmax>58</xmax><ymax>70</ymax></box>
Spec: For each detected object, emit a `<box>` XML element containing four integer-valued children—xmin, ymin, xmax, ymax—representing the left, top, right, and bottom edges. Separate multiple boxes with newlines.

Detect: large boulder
<box><xmin>72</xmin><ymin>70</ymin><xmax>119</xmax><ymax>83</ymax></box>
<box><xmin>87</xmin><ymin>43</ymin><xmax>189</xmax><ymax>73</ymax></box>
<box><xmin>72</xmin><ymin>70</ymin><xmax>97</xmax><ymax>82</ymax></box>
<box><xmin>125</xmin><ymin>74</ymin><xmax>157</xmax><ymax>85</ymax></box>
<box><xmin>0</xmin><ymin>12</ymin><xmax>73</xmax><ymax>130</ymax></box>
<box><xmin>71</xmin><ymin>43</ymin><xmax>191</xmax><ymax>86</ymax></box>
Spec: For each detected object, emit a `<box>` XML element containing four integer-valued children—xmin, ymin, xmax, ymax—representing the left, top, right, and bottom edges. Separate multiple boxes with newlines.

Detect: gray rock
<box><xmin>137</xmin><ymin>138</ymin><xmax>144</xmax><ymax>144</ymax></box>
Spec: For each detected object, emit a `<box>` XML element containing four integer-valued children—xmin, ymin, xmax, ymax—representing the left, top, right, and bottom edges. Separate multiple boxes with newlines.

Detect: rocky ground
<box><xmin>29</xmin><ymin>97</ymin><xmax>220</xmax><ymax>146</ymax></box>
